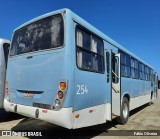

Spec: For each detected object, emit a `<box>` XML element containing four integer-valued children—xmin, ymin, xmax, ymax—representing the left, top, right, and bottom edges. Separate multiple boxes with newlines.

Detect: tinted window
<box><xmin>77</xmin><ymin>49</ymin><xmax>92</xmax><ymax>70</ymax></box>
<box><xmin>145</xmin><ymin>66</ymin><xmax>150</xmax><ymax>81</ymax></box>
<box><xmin>91</xmin><ymin>35</ymin><xmax>103</xmax><ymax>55</ymax></box>
<box><xmin>76</xmin><ymin>27</ymin><xmax>104</xmax><ymax>73</ymax></box>
<box><xmin>77</xmin><ymin>29</ymin><xmax>90</xmax><ymax>50</ymax></box>
<box><xmin>139</xmin><ymin>63</ymin><xmax>145</xmax><ymax>80</ymax></box>
<box><xmin>149</xmin><ymin>68</ymin><xmax>153</xmax><ymax>81</ymax></box>
<box><xmin>131</xmin><ymin>58</ymin><xmax>139</xmax><ymax>79</ymax></box>
<box><xmin>10</xmin><ymin>14</ymin><xmax>64</xmax><ymax>56</ymax></box>
<box><xmin>120</xmin><ymin>52</ymin><xmax>130</xmax><ymax>77</ymax></box>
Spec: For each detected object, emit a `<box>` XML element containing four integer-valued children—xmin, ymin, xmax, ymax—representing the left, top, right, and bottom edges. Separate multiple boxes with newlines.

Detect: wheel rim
<box><xmin>123</xmin><ymin>103</ymin><xmax>128</xmax><ymax>118</ymax></box>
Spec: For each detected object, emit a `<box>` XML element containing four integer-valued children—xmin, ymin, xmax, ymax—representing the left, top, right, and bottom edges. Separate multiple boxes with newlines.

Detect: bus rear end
<box><xmin>4</xmin><ymin>11</ymin><xmax>73</xmax><ymax>128</ymax></box>
<box><xmin>0</xmin><ymin>38</ymin><xmax>10</xmax><ymax>108</ymax></box>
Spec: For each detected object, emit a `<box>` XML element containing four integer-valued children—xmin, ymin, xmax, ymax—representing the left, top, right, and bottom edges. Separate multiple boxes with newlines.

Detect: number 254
<box><xmin>77</xmin><ymin>85</ymin><xmax>88</xmax><ymax>95</ymax></box>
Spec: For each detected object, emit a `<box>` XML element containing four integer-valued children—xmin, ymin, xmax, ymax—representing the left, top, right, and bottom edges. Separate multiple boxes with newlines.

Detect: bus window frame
<box><xmin>139</xmin><ymin>62</ymin><xmax>146</xmax><ymax>80</ymax></box>
<box><xmin>10</xmin><ymin>13</ymin><xmax>65</xmax><ymax>57</ymax></box>
<box><xmin>75</xmin><ymin>25</ymin><xmax>105</xmax><ymax>74</ymax></box>
<box><xmin>130</xmin><ymin>57</ymin><xmax>139</xmax><ymax>79</ymax></box>
<box><xmin>120</xmin><ymin>51</ymin><xmax>131</xmax><ymax>78</ymax></box>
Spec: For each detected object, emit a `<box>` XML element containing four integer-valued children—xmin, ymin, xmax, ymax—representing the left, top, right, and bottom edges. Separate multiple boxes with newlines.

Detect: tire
<box><xmin>148</xmin><ymin>102</ymin><xmax>152</xmax><ymax>106</ymax></box>
<box><xmin>116</xmin><ymin>97</ymin><xmax>129</xmax><ymax>124</ymax></box>
<box><xmin>148</xmin><ymin>92</ymin><xmax>153</xmax><ymax>106</ymax></box>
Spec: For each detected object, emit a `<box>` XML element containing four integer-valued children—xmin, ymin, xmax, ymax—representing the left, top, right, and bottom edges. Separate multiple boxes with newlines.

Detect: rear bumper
<box><xmin>4</xmin><ymin>99</ymin><xmax>73</xmax><ymax>129</ymax></box>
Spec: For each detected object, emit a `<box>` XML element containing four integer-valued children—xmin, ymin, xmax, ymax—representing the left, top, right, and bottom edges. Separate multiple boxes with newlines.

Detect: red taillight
<box><xmin>57</xmin><ymin>91</ymin><xmax>63</xmax><ymax>99</ymax></box>
<box><xmin>5</xmin><ymin>81</ymin><xmax>8</xmax><ymax>95</ymax></box>
<box><xmin>53</xmin><ymin>81</ymin><xmax>67</xmax><ymax>110</ymax></box>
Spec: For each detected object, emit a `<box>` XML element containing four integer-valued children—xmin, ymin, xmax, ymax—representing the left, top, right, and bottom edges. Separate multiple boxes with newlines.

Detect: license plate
<box><xmin>24</xmin><ymin>92</ymin><xmax>34</xmax><ymax>98</ymax></box>
<box><xmin>33</xmin><ymin>102</ymin><xmax>51</xmax><ymax>109</ymax></box>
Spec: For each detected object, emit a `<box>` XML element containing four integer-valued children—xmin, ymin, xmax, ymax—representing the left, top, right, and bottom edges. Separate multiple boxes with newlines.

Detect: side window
<box><xmin>145</xmin><ymin>66</ymin><xmax>149</xmax><ymax>81</ymax></box>
<box><xmin>152</xmin><ymin>73</ymin><xmax>156</xmax><ymax>84</ymax></box>
<box><xmin>131</xmin><ymin>58</ymin><xmax>139</xmax><ymax>79</ymax></box>
<box><xmin>139</xmin><ymin>63</ymin><xmax>145</xmax><ymax>80</ymax></box>
<box><xmin>148</xmin><ymin>68</ymin><xmax>151</xmax><ymax>81</ymax></box>
<box><xmin>120</xmin><ymin>52</ymin><xmax>130</xmax><ymax>77</ymax></box>
<box><xmin>3</xmin><ymin>43</ymin><xmax>10</xmax><ymax>68</ymax></box>
<box><xmin>77</xmin><ymin>29</ymin><xmax>92</xmax><ymax>70</ymax></box>
<box><xmin>150</xmin><ymin>69</ymin><xmax>153</xmax><ymax>82</ymax></box>
<box><xmin>76</xmin><ymin>27</ymin><xmax>104</xmax><ymax>73</ymax></box>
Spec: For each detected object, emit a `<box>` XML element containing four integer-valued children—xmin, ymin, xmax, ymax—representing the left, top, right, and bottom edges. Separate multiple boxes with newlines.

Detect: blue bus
<box><xmin>4</xmin><ymin>9</ymin><xmax>158</xmax><ymax>129</ymax></box>
<box><xmin>0</xmin><ymin>38</ymin><xmax>10</xmax><ymax>108</ymax></box>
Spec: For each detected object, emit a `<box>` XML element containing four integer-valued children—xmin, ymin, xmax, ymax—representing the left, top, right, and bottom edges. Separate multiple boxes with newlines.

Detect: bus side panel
<box><xmin>62</xmin><ymin>13</ymin><xmax>76</xmax><ymax>109</ymax></box>
<box><xmin>73</xmin><ymin>70</ymin><xmax>108</xmax><ymax>129</ymax></box>
<box><xmin>121</xmin><ymin>77</ymin><xmax>151</xmax><ymax>110</ymax></box>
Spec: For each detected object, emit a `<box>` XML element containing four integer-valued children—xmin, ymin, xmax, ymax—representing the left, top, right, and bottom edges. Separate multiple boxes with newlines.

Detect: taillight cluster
<box><xmin>5</xmin><ymin>81</ymin><xmax>10</xmax><ymax>102</ymax></box>
<box><xmin>53</xmin><ymin>81</ymin><xmax>67</xmax><ymax>110</ymax></box>
<box><xmin>5</xmin><ymin>81</ymin><xmax>8</xmax><ymax>95</ymax></box>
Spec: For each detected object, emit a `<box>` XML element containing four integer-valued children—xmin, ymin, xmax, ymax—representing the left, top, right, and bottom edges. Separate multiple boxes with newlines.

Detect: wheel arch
<box><xmin>123</xmin><ymin>93</ymin><xmax>130</xmax><ymax>102</ymax></box>
<box><xmin>122</xmin><ymin>93</ymin><xmax>130</xmax><ymax>102</ymax></box>
<box><xmin>122</xmin><ymin>93</ymin><xmax>130</xmax><ymax>110</ymax></box>
<box><xmin>116</xmin><ymin>93</ymin><xmax>130</xmax><ymax>124</ymax></box>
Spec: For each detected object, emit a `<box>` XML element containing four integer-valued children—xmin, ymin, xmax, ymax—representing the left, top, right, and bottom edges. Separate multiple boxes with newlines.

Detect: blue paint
<box><xmin>6</xmin><ymin>9</ymin><xmax>157</xmax><ymax>113</ymax></box>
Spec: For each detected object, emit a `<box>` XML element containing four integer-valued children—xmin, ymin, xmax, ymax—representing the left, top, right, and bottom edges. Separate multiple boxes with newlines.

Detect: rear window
<box><xmin>10</xmin><ymin>14</ymin><xmax>64</xmax><ymax>56</ymax></box>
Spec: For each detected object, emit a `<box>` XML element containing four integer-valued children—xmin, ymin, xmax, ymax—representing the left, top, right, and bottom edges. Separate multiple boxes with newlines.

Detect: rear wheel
<box><xmin>116</xmin><ymin>97</ymin><xmax>129</xmax><ymax>124</ymax></box>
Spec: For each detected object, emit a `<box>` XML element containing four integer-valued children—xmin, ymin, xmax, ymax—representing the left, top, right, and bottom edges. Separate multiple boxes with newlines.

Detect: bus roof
<box><xmin>13</xmin><ymin>8</ymin><xmax>154</xmax><ymax>69</ymax></box>
<box><xmin>0</xmin><ymin>38</ymin><xmax>10</xmax><ymax>44</ymax></box>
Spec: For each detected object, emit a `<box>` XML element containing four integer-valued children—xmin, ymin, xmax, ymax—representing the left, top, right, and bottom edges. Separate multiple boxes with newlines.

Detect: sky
<box><xmin>1</xmin><ymin>0</ymin><xmax>160</xmax><ymax>76</ymax></box>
